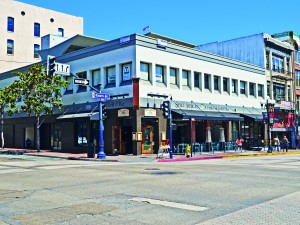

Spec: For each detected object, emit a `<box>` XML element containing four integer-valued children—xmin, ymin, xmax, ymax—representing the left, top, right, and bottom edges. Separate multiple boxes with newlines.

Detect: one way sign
<box><xmin>74</xmin><ymin>78</ymin><xmax>89</xmax><ymax>86</ymax></box>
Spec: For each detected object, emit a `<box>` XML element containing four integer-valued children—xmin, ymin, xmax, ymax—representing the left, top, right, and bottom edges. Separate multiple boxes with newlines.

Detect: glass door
<box><xmin>51</xmin><ymin>123</ymin><xmax>61</xmax><ymax>151</ymax></box>
<box><xmin>112</xmin><ymin>126</ymin><xmax>122</xmax><ymax>154</ymax></box>
<box><xmin>142</xmin><ymin>125</ymin><xmax>153</xmax><ymax>154</ymax></box>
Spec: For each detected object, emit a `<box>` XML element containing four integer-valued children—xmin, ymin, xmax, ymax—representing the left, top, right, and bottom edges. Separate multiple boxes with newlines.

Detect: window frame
<box><xmin>34</xmin><ymin>22</ymin><xmax>40</xmax><ymax>37</ymax></box>
<box><xmin>204</xmin><ymin>73</ymin><xmax>210</xmax><ymax>90</ymax></box>
<box><xmin>7</xmin><ymin>39</ymin><xmax>14</xmax><ymax>55</ymax></box>
<box><xmin>140</xmin><ymin>62</ymin><xmax>150</xmax><ymax>81</ymax></box>
<box><xmin>65</xmin><ymin>76</ymin><xmax>73</xmax><ymax>94</ymax></box>
<box><xmin>170</xmin><ymin>67</ymin><xmax>178</xmax><ymax>85</ymax></box>
<box><xmin>258</xmin><ymin>84</ymin><xmax>264</xmax><ymax>97</ymax></box>
<box><xmin>223</xmin><ymin>77</ymin><xmax>228</xmax><ymax>92</ymax></box>
<box><xmin>76</xmin><ymin>71</ymin><xmax>87</xmax><ymax>92</ymax></box>
<box><xmin>34</xmin><ymin>44</ymin><xmax>40</xmax><ymax>58</ymax></box>
<box><xmin>7</xmin><ymin>17</ymin><xmax>14</xmax><ymax>32</ymax></box>
<box><xmin>214</xmin><ymin>76</ymin><xmax>220</xmax><ymax>91</ymax></box>
<box><xmin>249</xmin><ymin>82</ymin><xmax>255</xmax><ymax>96</ymax></box>
<box><xmin>194</xmin><ymin>72</ymin><xmax>200</xmax><ymax>88</ymax></box>
<box><xmin>240</xmin><ymin>80</ymin><xmax>246</xmax><ymax>95</ymax></box>
<box><xmin>58</xmin><ymin>28</ymin><xmax>64</xmax><ymax>37</ymax></box>
<box><xmin>232</xmin><ymin>79</ymin><xmax>237</xmax><ymax>94</ymax></box>
<box><xmin>182</xmin><ymin>70</ymin><xmax>189</xmax><ymax>87</ymax></box>
<box><xmin>91</xmin><ymin>69</ymin><xmax>101</xmax><ymax>88</ymax></box>
<box><xmin>106</xmin><ymin>66</ymin><xmax>116</xmax><ymax>85</ymax></box>
<box><xmin>122</xmin><ymin>62</ymin><xmax>132</xmax><ymax>82</ymax></box>
<box><xmin>155</xmin><ymin>65</ymin><xmax>165</xmax><ymax>83</ymax></box>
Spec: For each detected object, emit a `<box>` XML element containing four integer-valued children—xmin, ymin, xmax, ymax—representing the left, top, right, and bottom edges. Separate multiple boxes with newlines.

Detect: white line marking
<box><xmin>130</xmin><ymin>197</ymin><xmax>208</xmax><ymax>212</ymax></box>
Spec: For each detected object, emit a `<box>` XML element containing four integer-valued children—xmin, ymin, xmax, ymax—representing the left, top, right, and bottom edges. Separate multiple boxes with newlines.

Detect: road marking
<box><xmin>130</xmin><ymin>197</ymin><xmax>208</xmax><ymax>212</ymax></box>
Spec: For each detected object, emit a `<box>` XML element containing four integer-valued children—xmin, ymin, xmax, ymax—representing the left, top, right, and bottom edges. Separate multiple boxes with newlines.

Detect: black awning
<box><xmin>172</xmin><ymin>109</ymin><xmax>244</xmax><ymax>121</ymax></box>
<box><xmin>241</xmin><ymin>114</ymin><xmax>263</xmax><ymax>122</ymax></box>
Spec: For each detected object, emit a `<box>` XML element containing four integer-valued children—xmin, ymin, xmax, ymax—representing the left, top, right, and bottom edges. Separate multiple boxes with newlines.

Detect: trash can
<box><xmin>87</xmin><ymin>143</ymin><xmax>95</xmax><ymax>158</ymax></box>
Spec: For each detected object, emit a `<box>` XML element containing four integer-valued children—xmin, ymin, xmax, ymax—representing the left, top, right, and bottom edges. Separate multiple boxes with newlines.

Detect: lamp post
<box><xmin>260</xmin><ymin>96</ymin><xmax>275</xmax><ymax>153</ymax></box>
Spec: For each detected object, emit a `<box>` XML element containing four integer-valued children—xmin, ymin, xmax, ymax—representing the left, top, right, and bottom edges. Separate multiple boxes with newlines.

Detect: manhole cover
<box><xmin>151</xmin><ymin>171</ymin><xmax>177</xmax><ymax>175</ymax></box>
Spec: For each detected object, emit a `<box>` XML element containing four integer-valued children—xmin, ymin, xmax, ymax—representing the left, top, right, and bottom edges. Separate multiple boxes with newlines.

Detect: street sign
<box><xmin>74</xmin><ymin>78</ymin><xmax>89</xmax><ymax>86</ymax></box>
<box><xmin>55</xmin><ymin>63</ymin><xmax>70</xmax><ymax>76</ymax></box>
<box><xmin>92</xmin><ymin>92</ymin><xmax>110</xmax><ymax>101</ymax></box>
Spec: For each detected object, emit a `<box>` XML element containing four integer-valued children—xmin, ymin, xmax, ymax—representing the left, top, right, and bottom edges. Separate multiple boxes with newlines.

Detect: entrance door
<box><xmin>142</xmin><ymin>125</ymin><xmax>153</xmax><ymax>154</ymax></box>
<box><xmin>112</xmin><ymin>126</ymin><xmax>122</xmax><ymax>154</ymax></box>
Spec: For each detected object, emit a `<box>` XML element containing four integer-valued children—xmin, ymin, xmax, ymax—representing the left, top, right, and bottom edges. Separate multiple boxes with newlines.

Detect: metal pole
<box><xmin>267</xmin><ymin>100</ymin><xmax>272</xmax><ymax>153</ymax></box>
<box><xmin>97</xmin><ymin>84</ymin><xmax>106</xmax><ymax>159</ymax></box>
<box><xmin>169</xmin><ymin>101</ymin><xmax>173</xmax><ymax>159</ymax></box>
<box><xmin>190</xmin><ymin>118</ymin><xmax>193</xmax><ymax>157</ymax></box>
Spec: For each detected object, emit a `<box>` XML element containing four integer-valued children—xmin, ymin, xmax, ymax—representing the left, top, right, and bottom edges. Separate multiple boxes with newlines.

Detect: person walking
<box><xmin>282</xmin><ymin>136</ymin><xmax>289</xmax><ymax>152</ymax></box>
<box><xmin>273</xmin><ymin>136</ymin><xmax>280</xmax><ymax>152</ymax></box>
<box><xmin>236</xmin><ymin>137</ymin><xmax>244</xmax><ymax>152</ymax></box>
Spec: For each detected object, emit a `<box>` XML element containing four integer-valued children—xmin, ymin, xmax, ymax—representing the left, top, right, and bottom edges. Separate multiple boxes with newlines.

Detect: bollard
<box><xmin>186</xmin><ymin>144</ymin><xmax>191</xmax><ymax>158</ymax></box>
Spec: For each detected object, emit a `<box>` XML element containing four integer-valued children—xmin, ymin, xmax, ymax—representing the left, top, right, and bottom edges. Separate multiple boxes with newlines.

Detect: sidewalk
<box><xmin>1</xmin><ymin>148</ymin><xmax>300</xmax><ymax>163</ymax></box>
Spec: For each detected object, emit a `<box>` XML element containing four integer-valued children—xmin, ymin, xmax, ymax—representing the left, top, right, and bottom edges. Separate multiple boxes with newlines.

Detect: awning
<box><xmin>172</xmin><ymin>109</ymin><xmax>244</xmax><ymax>121</ymax></box>
<box><xmin>241</xmin><ymin>114</ymin><xmax>263</xmax><ymax>122</ymax></box>
<box><xmin>57</xmin><ymin>112</ymin><xmax>99</xmax><ymax>120</ymax></box>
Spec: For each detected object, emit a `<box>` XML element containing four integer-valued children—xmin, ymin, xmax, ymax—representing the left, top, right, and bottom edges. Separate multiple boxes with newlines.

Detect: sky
<box><xmin>18</xmin><ymin>0</ymin><xmax>300</xmax><ymax>45</ymax></box>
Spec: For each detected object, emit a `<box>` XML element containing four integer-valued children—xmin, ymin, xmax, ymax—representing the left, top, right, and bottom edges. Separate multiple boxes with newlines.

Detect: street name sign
<box><xmin>74</xmin><ymin>78</ymin><xmax>89</xmax><ymax>86</ymax></box>
<box><xmin>92</xmin><ymin>92</ymin><xmax>110</xmax><ymax>101</ymax></box>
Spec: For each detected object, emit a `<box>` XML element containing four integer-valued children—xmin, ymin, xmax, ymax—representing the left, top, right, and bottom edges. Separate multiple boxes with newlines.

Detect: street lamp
<box><xmin>260</xmin><ymin>96</ymin><xmax>276</xmax><ymax>153</ymax></box>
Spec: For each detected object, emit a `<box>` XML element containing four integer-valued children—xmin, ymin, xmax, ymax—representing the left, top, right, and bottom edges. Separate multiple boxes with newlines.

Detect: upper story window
<box><xmin>182</xmin><ymin>70</ymin><xmax>189</xmax><ymax>86</ymax></box>
<box><xmin>214</xmin><ymin>76</ymin><xmax>220</xmax><ymax>91</ymax></box>
<box><xmin>34</xmin><ymin>44</ymin><xmax>40</xmax><ymax>58</ymax></box>
<box><xmin>140</xmin><ymin>62</ymin><xmax>150</xmax><ymax>81</ymax></box>
<box><xmin>194</xmin><ymin>72</ymin><xmax>200</xmax><ymax>88</ymax></box>
<box><xmin>232</xmin><ymin>79</ymin><xmax>237</xmax><ymax>94</ymax></box>
<box><xmin>223</xmin><ymin>77</ymin><xmax>228</xmax><ymax>93</ymax></box>
<box><xmin>7</xmin><ymin>17</ymin><xmax>14</xmax><ymax>32</ymax></box>
<box><xmin>7</xmin><ymin>40</ymin><xmax>14</xmax><ymax>55</ymax></box>
<box><xmin>106</xmin><ymin>66</ymin><xmax>116</xmax><ymax>85</ymax></box>
<box><xmin>249</xmin><ymin>82</ymin><xmax>255</xmax><ymax>96</ymax></box>
<box><xmin>272</xmin><ymin>54</ymin><xmax>284</xmax><ymax>73</ymax></box>
<box><xmin>240</xmin><ymin>81</ymin><xmax>246</xmax><ymax>95</ymax></box>
<box><xmin>155</xmin><ymin>65</ymin><xmax>164</xmax><ymax>83</ymax></box>
<box><xmin>58</xmin><ymin>28</ymin><xmax>64</xmax><ymax>37</ymax></box>
<box><xmin>170</xmin><ymin>67</ymin><xmax>178</xmax><ymax>85</ymax></box>
<box><xmin>92</xmin><ymin>69</ymin><xmax>100</xmax><ymax>87</ymax></box>
<box><xmin>265</xmin><ymin>51</ymin><xmax>270</xmax><ymax>70</ymax></box>
<box><xmin>258</xmin><ymin>84</ymin><xmax>264</xmax><ymax>97</ymax></box>
<box><xmin>65</xmin><ymin>76</ymin><xmax>73</xmax><ymax>94</ymax></box>
<box><xmin>296</xmin><ymin>70</ymin><xmax>300</xmax><ymax>88</ymax></box>
<box><xmin>286</xmin><ymin>58</ymin><xmax>290</xmax><ymax>72</ymax></box>
<box><xmin>204</xmin><ymin>73</ymin><xmax>211</xmax><ymax>90</ymax></box>
<box><xmin>34</xmin><ymin>23</ymin><xmax>40</xmax><ymax>37</ymax></box>
<box><xmin>77</xmin><ymin>72</ymin><xmax>87</xmax><ymax>92</ymax></box>
<box><xmin>122</xmin><ymin>63</ymin><xmax>132</xmax><ymax>82</ymax></box>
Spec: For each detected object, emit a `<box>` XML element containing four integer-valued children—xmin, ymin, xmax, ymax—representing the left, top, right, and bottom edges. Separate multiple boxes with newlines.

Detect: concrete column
<box><xmin>220</xmin><ymin>76</ymin><xmax>223</xmax><ymax>95</ymax></box>
<box><xmin>115</xmin><ymin>64</ymin><xmax>120</xmax><ymax>87</ymax></box>
<box><xmin>132</xmin><ymin>109</ymin><xmax>142</xmax><ymax>155</ymax></box>
<box><xmin>285</xmin><ymin>81</ymin><xmax>289</xmax><ymax>101</ymax></box>
<box><xmin>269</xmin><ymin>51</ymin><xmax>274</xmax><ymax>99</ymax></box>
<box><xmin>190</xmin><ymin>70</ymin><xmax>194</xmax><ymax>91</ymax></box>
<box><xmin>166</xmin><ymin>65</ymin><xmax>170</xmax><ymax>89</ymax></box>
<box><xmin>151</xmin><ymin>63</ymin><xmax>156</xmax><ymax>87</ymax></box>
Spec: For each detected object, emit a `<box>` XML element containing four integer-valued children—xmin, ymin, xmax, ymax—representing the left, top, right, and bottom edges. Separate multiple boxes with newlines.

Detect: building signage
<box><xmin>118</xmin><ymin>109</ymin><xmax>129</xmax><ymax>117</ymax></box>
<box><xmin>54</xmin><ymin>63</ymin><xmax>70</xmax><ymax>76</ymax></box>
<box><xmin>144</xmin><ymin>108</ymin><xmax>156</xmax><ymax>117</ymax></box>
<box><xmin>157</xmin><ymin>39</ymin><xmax>168</xmax><ymax>48</ymax></box>
<box><xmin>120</xmin><ymin>35</ymin><xmax>130</xmax><ymax>44</ymax></box>
<box><xmin>122</xmin><ymin>64</ymin><xmax>131</xmax><ymax>81</ymax></box>
<box><xmin>92</xmin><ymin>92</ymin><xmax>110</xmax><ymax>101</ymax></box>
<box><xmin>281</xmin><ymin>101</ymin><xmax>293</xmax><ymax>107</ymax></box>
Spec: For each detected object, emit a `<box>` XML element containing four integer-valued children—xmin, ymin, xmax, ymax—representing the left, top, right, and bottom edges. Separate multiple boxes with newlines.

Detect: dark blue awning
<box><xmin>172</xmin><ymin>109</ymin><xmax>244</xmax><ymax>121</ymax></box>
<box><xmin>241</xmin><ymin>114</ymin><xmax>263</xmax><ymax>122</ymax></box>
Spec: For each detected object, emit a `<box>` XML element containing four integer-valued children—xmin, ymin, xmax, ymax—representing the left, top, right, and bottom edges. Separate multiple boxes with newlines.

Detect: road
<box><xmin>0</xmin><ymin>154</ymin><xmax>299</xmax><ymax>225</ymax></box>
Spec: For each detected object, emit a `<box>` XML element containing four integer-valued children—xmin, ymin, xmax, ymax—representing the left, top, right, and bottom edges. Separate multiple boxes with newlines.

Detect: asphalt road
<box><xmin>0</xmin><ymin>154</ymin><xmax>299</xmax><ymax>225</ymax></box>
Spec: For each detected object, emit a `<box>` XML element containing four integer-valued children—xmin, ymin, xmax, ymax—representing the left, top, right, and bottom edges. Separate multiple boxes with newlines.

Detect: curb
<box><xmin>158</xmin><ymin>155</ymin><xmax>223</xmax><ymax>162</ymax></box>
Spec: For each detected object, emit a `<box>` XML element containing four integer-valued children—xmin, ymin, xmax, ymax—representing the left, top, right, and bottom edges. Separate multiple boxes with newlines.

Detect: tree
<box><xmin>14</xmin><ymin>64</ymin><xmax>69</xmax><ymax>151</ymax></box>
<box><xmin>0</xmin><ymin>83</ymin><xmax>21</xmax><ymax>149</ymax></box>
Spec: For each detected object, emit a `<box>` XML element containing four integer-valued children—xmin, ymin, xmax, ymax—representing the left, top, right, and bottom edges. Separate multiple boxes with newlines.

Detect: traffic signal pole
<box><xmin>98</xmin><ymin>100</ymin><xmax>106</xmax><ymax>158</ymax></box>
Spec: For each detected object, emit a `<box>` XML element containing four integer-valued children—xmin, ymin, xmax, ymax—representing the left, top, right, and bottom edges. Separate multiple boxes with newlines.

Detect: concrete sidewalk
<box><xmin>1</xmin><ymin>148</ymin><xmax>300</xmax><ymax>163</ymax></box>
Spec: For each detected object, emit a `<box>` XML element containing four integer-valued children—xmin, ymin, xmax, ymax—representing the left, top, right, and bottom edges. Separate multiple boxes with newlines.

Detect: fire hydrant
<box><xmin>186</xmin><ymin>144</ymin><xmax>191</xmax><ymax>158</ymax></box>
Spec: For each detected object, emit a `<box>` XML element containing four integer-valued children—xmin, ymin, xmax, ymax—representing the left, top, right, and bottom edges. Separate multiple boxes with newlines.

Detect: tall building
<box><xmin>0</xmin><ymin>0</ymin><xmax>83</xmax><ymax>73</ymax></box>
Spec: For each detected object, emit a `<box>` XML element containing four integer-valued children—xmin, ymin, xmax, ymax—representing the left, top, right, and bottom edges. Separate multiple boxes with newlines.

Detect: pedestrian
<box><xmin>273</xmin><ymin>136</ymin><xmax>280</xmax><ymax>152</ymax></box>
<box><xmin>282</xmin><ymin>136</ymin><xmax>289</xmax><ymax>152</ymax></box>
<box><xmin>236</xmin><ymin>137</ymin><xmax>244</xmax><ymax>152</ymax></box>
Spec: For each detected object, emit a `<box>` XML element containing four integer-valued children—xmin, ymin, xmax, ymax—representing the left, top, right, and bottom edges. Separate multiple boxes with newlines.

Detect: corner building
<box><xmin>1</xmin><ymin>33</ymin><xmax>266</xmax><ymax>155</ymax></box>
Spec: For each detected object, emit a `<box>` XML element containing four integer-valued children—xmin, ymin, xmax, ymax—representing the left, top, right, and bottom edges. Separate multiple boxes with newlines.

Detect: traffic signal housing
<box><xmin>102</xmin><ymin>103</ymin><xmax>107</xmax><ymax>120</ymax></box>
<box><xmin>162</xmin><ymin>101</ymin><xmax>170</xmax><ymax>119</ymax></box>
<box><xmin>47</xmin><ymin>55</ymin><xmax>56</xmax><ymax>75</ymax></box>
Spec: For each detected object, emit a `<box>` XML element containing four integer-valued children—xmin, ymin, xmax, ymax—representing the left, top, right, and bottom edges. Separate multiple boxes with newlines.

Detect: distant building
<box><xmin>0</xmin><ymin>0</ymin><xmax>83</xmax><ymax>73</ymax></box>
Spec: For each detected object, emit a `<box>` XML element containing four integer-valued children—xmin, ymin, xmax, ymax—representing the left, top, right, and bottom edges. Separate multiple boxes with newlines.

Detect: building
<box><xmin>0</xmin><ymin>33</ymin><xmax>266</xmax><ymax>154</ymax></box>
<box><xmin>197</xmin><ymin>33</ymin><xmax>296</xmax><ymax>147</ymax></box>
<box><xmin>0</xmin><ymin>0</ymin><xmax>83</xmax><ymax>73</ymax></box>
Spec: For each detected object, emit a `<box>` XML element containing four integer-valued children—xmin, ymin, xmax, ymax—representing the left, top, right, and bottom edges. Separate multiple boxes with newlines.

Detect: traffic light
<box><xmin>47</xmin><ymin>55</ymin><xmax>56</xmax><ymax>75</ymax></box>
<box><xmin>102</xmin><ymin>103</ymin><xmax>107</xmax><ymax>120</ymax></box>
<box><xmin>162</xmin><ymin>101</ymin><xmax>170</xmax><ymax>119</ymax></box>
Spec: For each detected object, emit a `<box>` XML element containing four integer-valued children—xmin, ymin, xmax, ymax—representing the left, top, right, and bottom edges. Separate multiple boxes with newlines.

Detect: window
<box><xmin>267</xmin><ymin>81</ymin><xmax>270</xmax><ymax>97</ymax></box>
<box><xmin>170</xmin><ymin>67</ymin><xmax>177</xmax><ymax>85</ymax></box>
<box><xmin>194</xmin><ymin>72</ymin><xmax>200</xmax><ymax>88</ymax></box>
<box><xmin>7</xmin><ymin>40</ymin><xmax>14</xmax><ymax>55</ymax></box>
<box><xmin>214</xmin><ymin>76</ymin><xmax>220</xmax><ymax>91</ymax></box>
<box><xmin>65</xmin><ymin>76</ymin><xmax>73</xmax><ymax>94</ymax></box>
<box><xmin>140</xmin><ymin>62</ymin><xmax>150</xmax><ymax>81</ymax></box>
<box><xmin>265</xmin><ymin>51</ymin><xmax>270</xmax><ymax>70</ymax></box>
<box><xmin>240</xmin><ymin>81</ymin><xmax>246</xmax><ymax>95</ymax></box>
<box><xmin>92</xmin><ymin>69</ymin><xmax>100</xmax><ymax>87</ymax></box>
<box><xmin>34</xmin><ymin>44</ymin><xmax>40</xmax><ymax>58</ymax></box>
<box><xmin>58</xmin><ymin>28</ymin><xmax>64</xmax><ymax>37</ymax></box>
<box><xmin>7</xmin><ymin>17</ymin><xmax>14</xmax><ymax>32</ymax></box>
<box><xmin>77</xmin><ymin>72</ymin><xmax>87</xmax><ymax>92</ymax></box>
<box><xmin>249</xmin><ymin>83</ymin><xmax>255</xmax><ymax>96</ymax></box>
<box><xmin>122</xmin><ymin>63</ymin><xmax>132</xmax><ymax>82</ymax></box>
<box><xmin>106</xmin><ymin>66</ymin><xmax>116</xmax><ymax>85</ymax></box>
<box><xmin>182</xmin><ymin>70</ymin><xmax>189</xmax><ymax>86</ymax></box>
<box><xmin>223</xmin><ymin>77</ymin><xmax>228</xmax><ymax>92</ymax></box>
<box><xmin>296</xmin><ymin>70</ymin><xmax>300</xmax><ymax>88</ymax></box>
<box><xmin>155</xmin><ymin>65</ymin><xmax>164</xmax><ymax>83</ymax></box>
<box><xmin>274</xmin><ymin>83</ymin><xmax>285</xmax><ymax>102</ymax></box>
<box><xmin>232</xmin><ymin>79</ymin><xmax>237</xmax><ymax>94</ymax></box>
<box><xmin>34</xmin><ymin>23</ymin><xmax>40</xmax><ymax>37</ymax></box>
<box><xmin>75</xmin><ymin>122</ymin><xmax>88</xmax><ymax>146</ymax></box>
<box><xmin>272</xmin><ymin>54</ymin><xmax>284</xmax><ymax>73</ymax></box>
<box><xmin>204</xmin><ymin>74</ymin><xmax>210</xmax><ymax>90</ymax></box>
<box><xmin>258</xmin><ymin>84</ymin><xmax>264</xmax><ymax>97</ymax></box>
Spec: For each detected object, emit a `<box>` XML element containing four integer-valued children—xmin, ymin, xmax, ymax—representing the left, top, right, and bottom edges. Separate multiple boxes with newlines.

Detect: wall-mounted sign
<box><xmin>118</xmin><ymin>109</ymin><xmax>129</xmax><ymax>117</ymax></box>
<box><xmin>137</xmin><ymin>132</ymin><xmax>142</xmax><ymax>141</ymax></box>
<box><xmin>281</xmin><ymin>101</ymin><xmax>293</xmax><ymax>107</ymax></box>
<box><xmin>122</xmin><ymin>64</ymin><xmax>131</xmax><ymax>81</ymax></box>
<box><xmin>157</xmin><ymin>39</ymin><xmax>168</xmax><ymax>48</ymax></box>
<box><xmin>145</xmin><ymin>108</ymin><xmax>156</xmax><ymax>117</ymax></box>
<box><xmin>132</xmin><ymin>132</ymin><xmax>136</xmax><ymax>141</ymax></box>
<box><xmin>120</xmin><ymin>35</ymin><xmax>130</xmax><ymax>44</ymax></box>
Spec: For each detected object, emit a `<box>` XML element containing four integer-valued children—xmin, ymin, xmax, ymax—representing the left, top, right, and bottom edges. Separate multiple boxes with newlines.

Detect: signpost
<box><xmin>74</xmin><ymin>78</ymin><xmax>89</xmax><ymax>86</ymax></box>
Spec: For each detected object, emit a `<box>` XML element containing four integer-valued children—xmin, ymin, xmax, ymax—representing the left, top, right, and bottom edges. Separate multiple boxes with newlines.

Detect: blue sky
<box><xmin>19</xmin><ymin>0</ymin><xmax>299</xmax><ymax>45</ymax></box>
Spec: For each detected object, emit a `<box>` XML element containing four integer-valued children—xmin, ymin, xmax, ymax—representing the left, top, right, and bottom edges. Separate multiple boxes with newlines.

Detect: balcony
<box><xmin>268</xmin><ymin>65</ymin><xmax>293</xmax><ymax>81</ymax></box>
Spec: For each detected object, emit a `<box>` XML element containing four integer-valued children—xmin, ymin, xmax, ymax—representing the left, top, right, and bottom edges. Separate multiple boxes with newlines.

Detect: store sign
<box><xmin>120</xmin><ymin>35</ymin><xmax>130</xmax><ymax>44</ymax></box>
<box><xmin>281</xmin><ymin>101</ymin><xmax>293</xmax><ymax>107</ymax></box>
<box><xmin>157</xmin><ymin>39</ymin><xmax>168</xmax><ymax>48</ymax></box>
<box><xmin>122</xmin><ymin>64</ymin><xmax>131</xmax><ymax>81</ymax></box>
<box><xmin>118</xmin><ymin>109</ymin><xmax>129</xmax><ymax>117</ymax></box>
<box><xmin>144</xmin><ymin>108</ymin><xmax>156</xmax><ymax>117</ymax></box>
